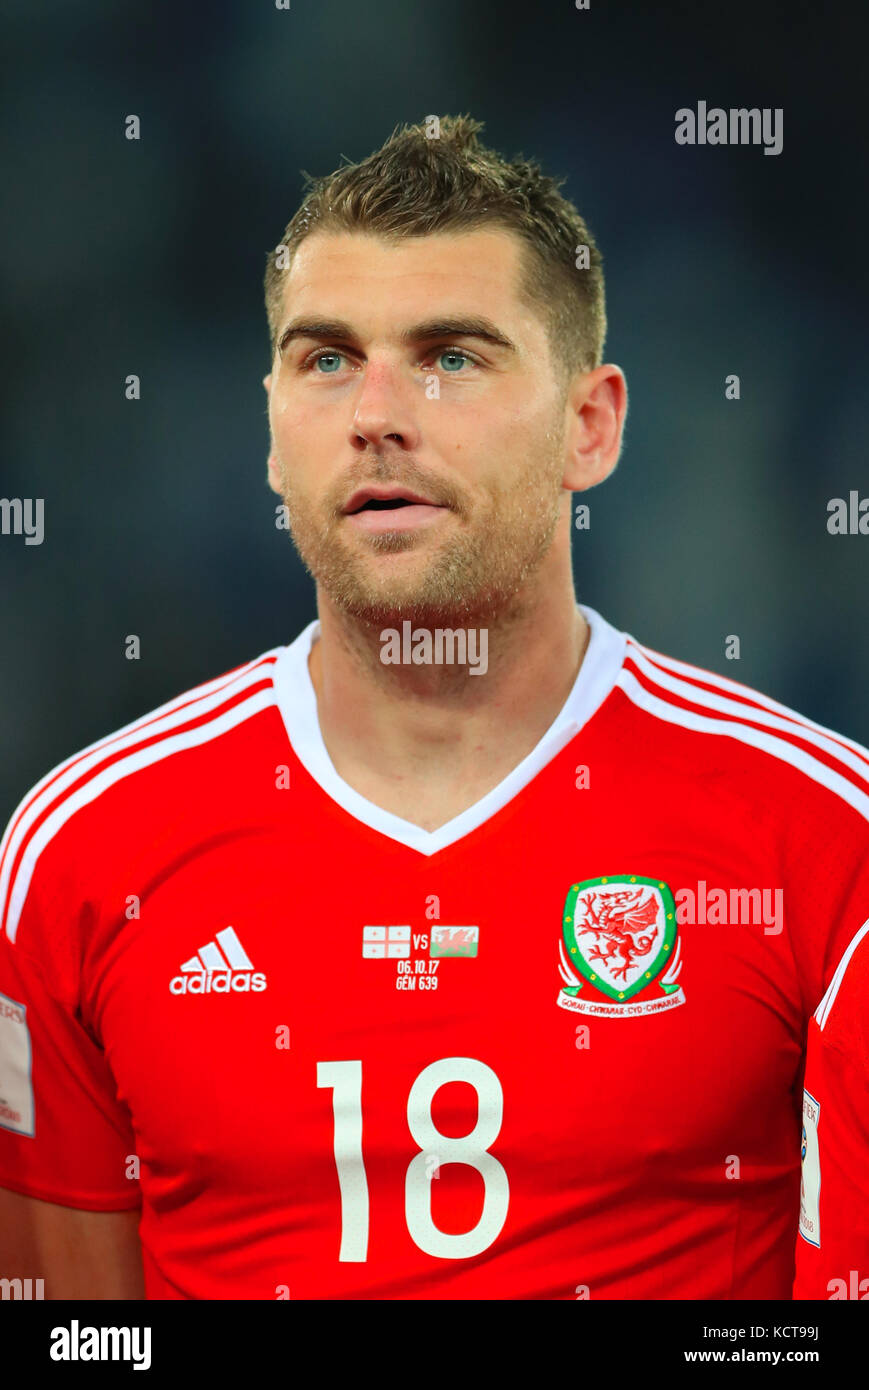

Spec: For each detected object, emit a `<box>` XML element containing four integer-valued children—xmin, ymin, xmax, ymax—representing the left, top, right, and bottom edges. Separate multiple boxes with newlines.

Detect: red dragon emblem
<box><xmin>575</xmin><ymin>887</ymin><xmax>661</xmax><ymax>982</ymax></box>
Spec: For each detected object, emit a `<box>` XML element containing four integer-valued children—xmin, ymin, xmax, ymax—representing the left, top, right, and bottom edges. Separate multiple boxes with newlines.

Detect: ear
<box><xmin>262</xmin><ymin>373</ymin><xmax>282</xmax><ymax>495</ymax></box>
<box><xmin>562</xmin><ymin>364</ymin><xmax>628</xmax><ymax>493</ymax></box>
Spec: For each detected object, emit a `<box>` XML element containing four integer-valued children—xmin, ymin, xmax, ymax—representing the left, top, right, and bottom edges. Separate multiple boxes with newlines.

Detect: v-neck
<box><xmin>270</xmin><ymin>603</ymin><xmax>627</xmax><ymax>857</ymax></box>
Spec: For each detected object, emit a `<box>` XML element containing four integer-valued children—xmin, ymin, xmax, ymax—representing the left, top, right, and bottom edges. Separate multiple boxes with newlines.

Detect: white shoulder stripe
<box><xmin>815</xmin><ymin>917</ymin><xmax>869</xmax><ymax>1030</ymax></box>
<box><xmin>626</xmin><ymin>643</ymin><xmax>869</xmax><ymax>789</ymax></box>
<box><xmin>629</xmin><ymin>639</ymin><xmax>869</xmax><ymax>764</ymax></box>
<box><xmin>2</xmin><ymin>671</ymin><xmax>279</xmax><ymax>946</ymax></box>
<box><xmin>616</xmin><ymin>669</ymin><xmax>869</xmax><ymax>825</ymax></box>
<box><xmin>1</xmin><ymin>650</ymin><xmax>282</xmax><ymax>842</ymax></box>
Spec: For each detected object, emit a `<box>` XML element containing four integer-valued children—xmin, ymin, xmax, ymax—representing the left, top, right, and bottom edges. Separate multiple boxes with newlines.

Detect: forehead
<box><xmin>277</xmin><ymin>227</ymin><xmax>542</xmax><ymax>333</ymax></box>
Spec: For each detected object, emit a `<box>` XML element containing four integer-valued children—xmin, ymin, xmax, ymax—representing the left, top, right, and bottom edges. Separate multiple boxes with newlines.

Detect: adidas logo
<box><xmin>169</xmin><ymin>926</ymin><xmax>267</xmax><ymax>995</ymax></box>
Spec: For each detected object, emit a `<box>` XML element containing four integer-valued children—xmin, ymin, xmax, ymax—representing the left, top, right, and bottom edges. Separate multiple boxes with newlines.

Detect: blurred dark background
<box><xmin>2</xmin><ymin>0</ymin><xmax>868</xmax><ymax>816</ymax></box>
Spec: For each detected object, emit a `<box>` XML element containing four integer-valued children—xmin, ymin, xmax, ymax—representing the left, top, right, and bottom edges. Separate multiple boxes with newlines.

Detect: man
<box><xmin>0</xmin><ymin>115</ymin><xmax>866</xmax><ymax>1300</ymax></box>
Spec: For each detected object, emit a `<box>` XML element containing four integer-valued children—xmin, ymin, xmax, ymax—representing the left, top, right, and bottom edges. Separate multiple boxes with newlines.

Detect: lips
<box><xmin>341</xmin><ymin>486</ymin><xmax>450</xmax><ymax>536</ymax></box>
<box><xmin>343</xmin><ymin>487</ymin><xmax>444</xmax><ymax>515</ymax></box>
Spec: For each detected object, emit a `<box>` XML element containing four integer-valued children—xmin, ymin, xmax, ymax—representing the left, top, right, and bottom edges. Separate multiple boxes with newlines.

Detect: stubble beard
<box><xmin>276</xmin><ymin>436</ymin><xmax>566</xmax><ymax>630</ymax></box>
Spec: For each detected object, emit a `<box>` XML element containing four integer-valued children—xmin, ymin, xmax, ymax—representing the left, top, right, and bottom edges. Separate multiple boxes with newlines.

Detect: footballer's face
<box><xmin>264</xmin><ymin>227</ymin><xmax>575</xmax><ymax>626</ymax></box>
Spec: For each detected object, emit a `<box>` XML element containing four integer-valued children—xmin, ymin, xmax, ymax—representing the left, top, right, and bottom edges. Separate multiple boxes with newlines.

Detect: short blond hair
<box><xmin>264</xmin><ymin>114</ymin><xmax>607</xmax><ymax>380</ymax></box>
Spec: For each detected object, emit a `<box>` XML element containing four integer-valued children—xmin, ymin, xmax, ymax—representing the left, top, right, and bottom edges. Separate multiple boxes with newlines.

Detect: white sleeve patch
<box><xmin>799</xmin><ymin>1088</ymin><xmax>821</xmax><ymax>1248</ymax></box>
<box><xmin>0</xmin><ymin>991</ymin><xmax>35</xmax><ymax>1137</ymax></box>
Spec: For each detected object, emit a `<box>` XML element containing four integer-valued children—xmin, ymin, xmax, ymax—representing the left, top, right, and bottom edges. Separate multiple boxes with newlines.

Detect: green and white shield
<box><xmin>561</xmin><ymin>875</ymin><xmax>679</xmax><ymax>1003</ymax></box>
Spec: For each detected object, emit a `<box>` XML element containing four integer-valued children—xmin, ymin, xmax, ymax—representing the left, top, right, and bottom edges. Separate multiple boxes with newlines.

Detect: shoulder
<box><xmin>613</xmin><ymin>623</ymin><xmax>869</xmax><ymax>831</ymax></box>
<box><xmin>0</xmin><ymin>646</ymin><xmax>285</xmax><ymax>947</ymax></box>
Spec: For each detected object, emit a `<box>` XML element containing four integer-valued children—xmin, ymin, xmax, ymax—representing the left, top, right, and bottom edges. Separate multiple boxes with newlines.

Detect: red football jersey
<box><xmin>1</xmin><ymin>604</ymin><xmax>867</xmax><ymax>1300</ymax></box>
<box><xmin>793</xmin><ymin>922</ymin><xmax>869</xmax><ymax>1300</ymax></box>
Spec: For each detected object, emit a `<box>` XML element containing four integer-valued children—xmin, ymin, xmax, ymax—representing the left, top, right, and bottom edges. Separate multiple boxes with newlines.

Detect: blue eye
<box><xmin>438</xmin><ymin>350</ymin><xmax>469</xmax><ymax>372</ymax></box>
<box><xmin>313</xmin><ymin>352</ymin><xmax>343</xmax><ymax>373</ymax></box>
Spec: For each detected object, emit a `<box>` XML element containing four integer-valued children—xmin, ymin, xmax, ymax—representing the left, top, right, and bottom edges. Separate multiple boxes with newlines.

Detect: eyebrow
<box><xmin>277</xmin><ymin>315</ymin><xmax>517</xmax><ymax>355</ymax></box>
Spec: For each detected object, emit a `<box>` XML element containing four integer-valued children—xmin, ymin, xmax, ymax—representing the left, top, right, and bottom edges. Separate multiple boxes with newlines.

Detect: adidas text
<box><xmin>169</xmin><ymin>970</ymin><xmax>267</xmax><ymax>994</ymax></box>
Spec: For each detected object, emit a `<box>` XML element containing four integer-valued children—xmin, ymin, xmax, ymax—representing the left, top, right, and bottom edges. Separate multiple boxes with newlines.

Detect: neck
<box><xmin>306</xmin><ymin>558</ymin><xmax>589</xmax><ymax>830</ymax></box>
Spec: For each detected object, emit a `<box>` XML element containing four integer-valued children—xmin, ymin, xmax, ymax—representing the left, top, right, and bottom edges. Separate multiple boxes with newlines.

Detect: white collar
<box><xmin>271</xmin><ymin>604</ymin><xmax>627</xmax><ymax>856</ymax></box>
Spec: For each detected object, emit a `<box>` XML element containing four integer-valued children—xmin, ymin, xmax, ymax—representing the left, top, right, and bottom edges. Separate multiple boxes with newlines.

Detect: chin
<box><xmin>331</xmin><ymin>579</ymin><xmax>511</xmax><ymax>630</ymax></box>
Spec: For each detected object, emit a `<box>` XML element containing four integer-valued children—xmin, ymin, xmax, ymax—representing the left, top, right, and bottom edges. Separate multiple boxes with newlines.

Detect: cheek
<box><xmin>440</xmin><ymin>400</ymin><xmax>553</xmax><ymax>466</ymax></box>
<box><xmin>434</xmin><ymin>402</ymin><xmax>521</xmax><ymax>456</ymax></box>
<box><xmin>269</xmin><ymin>407</ymin><xmax>333</xmax><ymax>489</ymax></box>
<box><xmin>271</xmin><ymin>399</ymin><xmax>311</xmax><ymax>448</ymax></box>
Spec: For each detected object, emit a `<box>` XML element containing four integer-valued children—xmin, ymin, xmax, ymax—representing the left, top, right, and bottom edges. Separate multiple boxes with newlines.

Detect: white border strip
<box><xmin>4</xmin><ymin>686</ymin><xmax>276</xmax><ymax>945</ymax></box>
<box><xmin>815</xmin><ymin>917</ymin><xmax>869</xmax><ymax>1030</ymax></box>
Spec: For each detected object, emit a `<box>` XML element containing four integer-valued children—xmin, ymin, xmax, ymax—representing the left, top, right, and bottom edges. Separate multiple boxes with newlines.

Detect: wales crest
<box><xmin>557</xmin><ymin>875</ymin><xmax>685</xmax><ymax>1016</ymax></box>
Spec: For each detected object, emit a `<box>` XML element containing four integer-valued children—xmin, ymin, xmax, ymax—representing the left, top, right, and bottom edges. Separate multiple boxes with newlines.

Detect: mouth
<box><xmin>343</xmin><ymin>488</ymin><xmax>443</xmax><ymax>515</ymax></box>
<box><xmin>342</xmin><ymin>487</ymin><xmax>449</xmax><ymax>534</ymax></box>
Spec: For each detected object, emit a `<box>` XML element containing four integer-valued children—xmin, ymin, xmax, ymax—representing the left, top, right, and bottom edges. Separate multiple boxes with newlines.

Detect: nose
<box><xmin>348</xmin><ymin>360</ymin><xmax>421</xmax><ymax>453</ymax></box>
